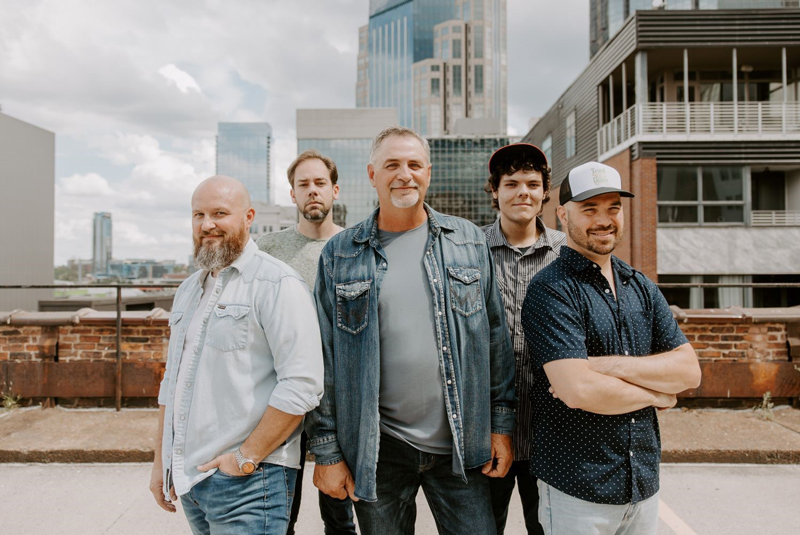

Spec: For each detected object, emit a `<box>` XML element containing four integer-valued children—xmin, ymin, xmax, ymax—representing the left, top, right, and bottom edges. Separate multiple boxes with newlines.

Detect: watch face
<box><xmin>242</xmin><ymin>461</ymin><xmax>256</xmax><ymax>474</ymax></box>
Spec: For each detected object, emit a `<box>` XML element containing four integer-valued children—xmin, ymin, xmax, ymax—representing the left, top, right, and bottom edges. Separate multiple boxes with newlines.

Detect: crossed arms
<box><xmin>544</xmin><ymin>343</ymin><xmax>701</xmax><ymax>415</ymax></box>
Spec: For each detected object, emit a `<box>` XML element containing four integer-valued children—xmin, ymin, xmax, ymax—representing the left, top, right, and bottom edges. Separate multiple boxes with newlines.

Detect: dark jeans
<box><xmin>353</xmin><ymin>433</ymin><xmax>496</xmax><ymax>535</ymax></box>
<box><xmin>287</xmin><ymin>432</ymin><xmax>356</xmax><ymax>535</ymax></box>
<box><xmin>489</xmin><ymin>460</ymin><xmax>543</xmax><ymax>535</ymax></box>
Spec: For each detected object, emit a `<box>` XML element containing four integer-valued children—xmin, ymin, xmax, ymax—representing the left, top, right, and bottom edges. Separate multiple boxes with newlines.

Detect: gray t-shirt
<box><xmin>256</xmin><ymin>226</ymin><xmax>328</xmax><ymax>289</ymax></box>
<box><xmin>377</xmin><ymin>222</ymin><xmax>452</xmax><ymax>454</ymax></box>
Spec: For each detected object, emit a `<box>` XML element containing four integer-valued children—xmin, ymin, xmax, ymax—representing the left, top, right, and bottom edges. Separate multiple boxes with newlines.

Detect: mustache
<box><xmin>389</xmin><ymin>181</ymin><xmax>419</xmax><ymax>189</ymax></box>
<box><xmin>588</xmin><ymin>225</ymin><xmax>617</xmax><ymax>233</ymax></box>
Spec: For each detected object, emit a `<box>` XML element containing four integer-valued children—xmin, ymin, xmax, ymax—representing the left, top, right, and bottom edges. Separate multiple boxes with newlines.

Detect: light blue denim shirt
<box><xmin>159</xmin><ymin>239</ymin><xmax>324</xmax><ymax>498</ymax></box>
<box><xmin>306</xmin><ymin>206</ymin><xmax>515</xmax><ymax>502</ymax></box>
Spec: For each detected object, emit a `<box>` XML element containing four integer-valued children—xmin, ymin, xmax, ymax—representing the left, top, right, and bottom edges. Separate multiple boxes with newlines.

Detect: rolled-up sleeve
<box><xmin>262</xmin><ymin>275</ymin><xmax>325</xmax><ymax>415</ymax></box>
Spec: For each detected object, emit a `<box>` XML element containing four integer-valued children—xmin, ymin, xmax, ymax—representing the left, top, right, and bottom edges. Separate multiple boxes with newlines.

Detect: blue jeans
<box><xmin>537</xmin><ymin>480</ymin><xmax>659</xmax><ymax>535</ymax></box>
<box><xmin>353</xmin><ymin>434</ymin><xmax>496</xmax><ymax>535</ymax></box>
<box><xmin>180</xmin><ymin>463</ymin><xmax>297</xmax><ymax>535</ymax></box>
<box><xmin>489</xmin><ymin>460</ymin><xmax>543</xmax><ymax>535</ymax></box>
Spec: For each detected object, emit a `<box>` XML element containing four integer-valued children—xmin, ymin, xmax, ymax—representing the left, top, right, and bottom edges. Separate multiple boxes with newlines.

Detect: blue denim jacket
<box><xmin>306</xmin><ymin>205</ymin><xmax>515</xmax><ymax>502</ymax></box>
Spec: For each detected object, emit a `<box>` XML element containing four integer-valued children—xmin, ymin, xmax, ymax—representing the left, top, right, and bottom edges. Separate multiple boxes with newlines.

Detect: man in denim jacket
<box><xmin>307</xmin><ymin>126</ymin><xmax>516</xmax><ymax>535</ymax></box>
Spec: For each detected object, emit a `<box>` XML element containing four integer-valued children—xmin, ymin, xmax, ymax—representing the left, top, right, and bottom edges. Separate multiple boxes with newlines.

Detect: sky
<box><xmin>0</xmin><ymin>0</ymin><xmax>589</xmax><ymax>265</ymax></box>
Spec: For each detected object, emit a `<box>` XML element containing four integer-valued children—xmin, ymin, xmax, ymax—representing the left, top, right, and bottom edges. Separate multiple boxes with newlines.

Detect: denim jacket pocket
<box><xmin>206</xmin><ymin>304</ymin><xmax>250</xmax><ymax>351</ymax></box>
<box><xmin>335</xmin><ymin>280</ymin><xmax>371</xmax><ymax>335</ymax></box>
<box><xmin>447</xmin><ymin>267</ymin><xmax>483</xmax><ymax>317</ymax></box>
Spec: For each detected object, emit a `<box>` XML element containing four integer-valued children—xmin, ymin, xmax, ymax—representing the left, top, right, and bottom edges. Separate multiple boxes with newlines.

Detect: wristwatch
<box><xmin>235</xmin><ymin>448</ymin><xmax>257</xmax><ymax>475</ymax></box>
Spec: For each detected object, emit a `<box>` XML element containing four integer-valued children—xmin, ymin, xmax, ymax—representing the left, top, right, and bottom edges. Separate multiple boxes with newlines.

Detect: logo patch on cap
<box><xmin>591</xmin><ymin>167</ymin><xmax>609</xmax><ymax>186</ymax></box>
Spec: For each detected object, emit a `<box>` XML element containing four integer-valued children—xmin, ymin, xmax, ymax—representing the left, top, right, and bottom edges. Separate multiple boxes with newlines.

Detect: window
<box><xmin>475</xmin><ymin>65</ymin><xmax>484</xmax><ymax>96</ymax></box>
<box><xmin>453</xmin><ymin>26</ymin><xmax>462</xmax><ymax>33</ymax></box>
<box><xmin>473</xmin><ymin>27</ymin><xmax>484</xmax><ymax>59</ymax></box>
<box><xmin>431</xmin><ymin>65</ymin><xmax>440</xmax><ymax>72</ymax></box>
<box><xmin>441</xmin><ymin>26</ymin><xmax>449</xmax><ymax>36</ymax></box>
<box><xmin>541</xmin><ymin>135</ymin><xmax>552</xmax><ymax>164</ymax></box>
<box><xmin>442</xmin><ymin>40</ymin><xmax>450</xmax><ymax>61</ymax></box>
<box><xmin>453</xmin><ymin>65</ymin><xmax>462</xmax><ymax>97</ymax></box>
<box><xmin>462</xmin><ymin>0</ymin><xmax>471</xmax><ymax>21</ymax></box>
<box><xmin>431</xmin><ymin>77</ymin><xmax>440</xmax><ymax>97</ymax></box>
<box><xmin>453</xmin><ymin>39</ymin><xmax>462</xmax><ymax>59</ymax></box>
<box><xmin>565</xmin><ymin>110</ymin><xmax>576</xmax><ymax>159</ymax></box>
<box><xmin>657</xmin><ymin>166</ymin><xmax>745</xmax><ymax>225</ymax></box>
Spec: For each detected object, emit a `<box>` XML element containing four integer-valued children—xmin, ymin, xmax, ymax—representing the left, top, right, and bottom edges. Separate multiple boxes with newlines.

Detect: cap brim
<box><xmin>488</xmin><ymin>143</ymin><xmax>548</xmax><ymax>175</ymax></box>
<box><xmin>569</xmin><ymin>187</ymin><xmax>635</xmax><ymax>202</ymax></box>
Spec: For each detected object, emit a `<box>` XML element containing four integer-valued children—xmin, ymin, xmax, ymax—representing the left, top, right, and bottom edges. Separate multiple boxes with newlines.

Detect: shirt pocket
<box><xmin>206</xmin><ymin>304</ymin><xmax>251</xmax><ymax>351</ymax></box>
<box><xmin>335</xmin><ymin>280</ymin><xmax>371</xmax><ymax>335</ymax></box>
<box><xmin>447</xmin><ymin>267</ymin><xmax>483</xmax><ymax>317</ymax></box>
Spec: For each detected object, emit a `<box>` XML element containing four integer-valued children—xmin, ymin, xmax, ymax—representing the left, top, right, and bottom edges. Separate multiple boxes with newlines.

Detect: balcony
<box><xmin>750</xmin><ymin>210</ymin><xmax>800</xmax><ymax>226</ymax></box>
<box><xmin>598</xmin><ymin>102</ymin><xmax>800</xmax><ymax>159</ymax></box>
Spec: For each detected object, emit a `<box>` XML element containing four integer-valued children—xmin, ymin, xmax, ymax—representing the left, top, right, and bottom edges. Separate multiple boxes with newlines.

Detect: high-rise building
<box><xmin>525</xmin><ymin>6</ymin><xmax>800</xmax><ymax>308</ymax></box>
<box><xmin>358</xmin><ymin>0</ymin><xmax>507</xmax><ymax>133</ymax></box>
<box><xmin>216</xmin><ymin>123</ymin><xmax>273</xmax><ymax>204</ymax></box>
<box><xmin>296</xmin><ymin>108</ymin><xmax>398</xmax><ymax>227</ymax></box>
<box><xmin>0</xmin><ymin>113</ymin><xmax>55</xmax><ymax>312</ymax></box>
<box><xmin>92</xmin><ymin>212</ymin><xmax>112</xmax><ymax>276</ymax></box>
<box><xmin>427</xmin><ymin>135</ymin><xmax>512</xmax><ymax>225</ymax></box>
<box><xmin>590</xmin><ymin>0</ymin><xmax>799</xmax><ymax>57</ymax></box>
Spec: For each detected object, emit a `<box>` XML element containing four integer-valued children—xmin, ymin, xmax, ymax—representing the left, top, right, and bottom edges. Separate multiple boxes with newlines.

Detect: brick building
<box><xmin>524</xmin><ymin>8</ymin><xmax>800</xmax><ymax>309</ymax></box>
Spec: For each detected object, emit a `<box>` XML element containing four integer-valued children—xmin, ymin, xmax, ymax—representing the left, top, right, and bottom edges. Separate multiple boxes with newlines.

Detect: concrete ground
<box><xmin>2</xmin><ymin>405</ymin><xmax>800</xmax><ymax>464</ymax></box>
<box><xmin>1</xmin><ymin>463</ymin><xmax>798</xmax><ymax>534</ymax></box>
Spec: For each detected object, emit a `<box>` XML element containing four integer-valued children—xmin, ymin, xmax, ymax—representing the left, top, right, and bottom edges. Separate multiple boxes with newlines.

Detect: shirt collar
<box><xmin>487</xmin><ymin>216</ymin><xmax>554</xmax><ymax>254</ymax></box>
<box><xmin>560</xmin><ymin>246</ymin><xmax>636</xmax><ymax>281</ymax></box>
<box><xmin>353</xmin><ymin>203</ymin><xmax>455</xmax><ymax>244</ymax></box>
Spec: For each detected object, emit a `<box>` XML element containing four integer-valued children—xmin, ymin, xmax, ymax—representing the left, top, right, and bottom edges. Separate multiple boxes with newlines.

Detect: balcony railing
<box><xmin>750</xmin><ymin>210</ymin><xmax>800</xmax><ymax>227</ymax></box>
<box><xmin>598</xmin><ymin>102</ymin><xmax>800</xmax><ymax>157</ymax></box>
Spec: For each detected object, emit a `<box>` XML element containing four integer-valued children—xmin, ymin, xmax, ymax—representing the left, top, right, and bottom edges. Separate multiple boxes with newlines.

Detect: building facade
<box><xmin>216</xmin><ymin>122</ymin><xmax>273</xmax><ymax>204</ymax></box>
<box><xmin>92</xmin><ymin>212</ymin><xmax>112</xmax><ymax>276</ymax></box>
<box><xmin>359</xmin><ymin>0</ymin><xmax>507</xmax><ymax>134</ymax></box>
<box><xmin>296</xmin><ymin>108</ymin><xmax>398</xmax><ymax>227</ymax></box>
<box><xmin>525</xmin><ymin>8</ymin><xmax>800</xmax><ymax>308</ymax></box>
<box><xmin>590</xmin><ymin>0</ymin><xmax>800</xmax><ymax>57</ymax></box>
<box><xmin>249</xmin><ymin>202</ymin><xmax>298</xmax><ymax>237</ymax></box>
<box><xmin>0</xmin><ymin>113</ymin><xmax>55</xmax><ymax>312</ymax></box>
<box><xmin>427</xmin><ymin>135</ymin><xmax>511</xmax><ymax>226</ymax></box>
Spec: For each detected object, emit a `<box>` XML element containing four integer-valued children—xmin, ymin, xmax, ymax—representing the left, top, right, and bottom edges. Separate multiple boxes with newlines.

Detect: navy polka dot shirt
<box><xmin>521</xmin><ymin>246</ymin><xmax>688</xmax><ymax>505</ymax></box>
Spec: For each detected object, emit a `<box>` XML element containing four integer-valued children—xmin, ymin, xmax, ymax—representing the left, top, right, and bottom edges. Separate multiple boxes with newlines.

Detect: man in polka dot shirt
<box><xmin>521</xmin><ymin>162</ymin><xmax>701</xmax><ymax>535</ymax></box>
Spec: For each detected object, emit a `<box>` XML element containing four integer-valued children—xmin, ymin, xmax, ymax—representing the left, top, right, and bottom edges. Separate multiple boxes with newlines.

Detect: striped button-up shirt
<box><xmin>483</xmin><ymin>217</ymin><xmax>567</xmax><ymax>460</ymax></box>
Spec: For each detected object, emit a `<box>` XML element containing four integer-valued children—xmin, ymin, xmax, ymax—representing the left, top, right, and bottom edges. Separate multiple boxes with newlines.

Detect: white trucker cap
<box><xmin>559</xmin><ymin>162</ymin><xmax>634</xmax><ymax>205</ymax></box>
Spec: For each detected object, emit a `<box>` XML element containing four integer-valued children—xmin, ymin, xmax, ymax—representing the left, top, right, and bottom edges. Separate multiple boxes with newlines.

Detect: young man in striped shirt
<box><xmin>483</xmin><ymin>143</ymin><xmax>567</xmax><ymax>535</ymax></box>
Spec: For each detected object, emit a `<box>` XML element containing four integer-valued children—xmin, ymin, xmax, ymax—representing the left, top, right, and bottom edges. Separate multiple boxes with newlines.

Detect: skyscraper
<box><xmin>296</xmin><ymin>108</ymin><xmax>398</xmax><ymax>227</ymax></box>
<box><xmin>359</xmin><ymin>1</ymin><xmax>507</xmax><ymax>134</ymax></box>
<box><xmin>216</xmin><ymin>123</ymin><xmax>273</xmax><ymax>204</ymax></box>
<box><xmin>92</xmin><ymin>212</ymin><xmax>112</xmax><ymax>276</ymax></box>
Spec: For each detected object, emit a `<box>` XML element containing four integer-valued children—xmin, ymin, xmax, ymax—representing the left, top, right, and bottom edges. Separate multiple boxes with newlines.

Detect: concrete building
<box><xmin>92</xmin><ymin>212</ymin><xmax>112</xmax><ymax>276</ymax></box>
<box><xmin>413</xmin><ymin>1</ymin><xmax>507</xmax><ymax>136</ymax></box>
<box><xmin>249</xmin><ymin>202</ymin><xmax>298</xmax><ymax>237</ymax></box>
<box><xmin>296</xmin><ymin>108</ymin><xmax>398</xmax><ymax>227</ymax></box>
<box><xmin>590</xmin><ymin>0</ymin><xmax>800</xmax><ymax>58</ymax></box>
<box><xmin>0</xmin><ymin>113</ymin><xmax>55</xmax><ymax>312</ymax></box>
<box><xmin>358</xmin><ymin>0</ymin><xmax>507</xmax><ymax>133</ymax></box>
<box><xmin>524</xmin><ymin>7</ymin><xmax>800</xmax><ymax>308</ymax></box>
<box><xmin>216</xmin><ymin>122</ymin><xmax>273</xmax><ymax>204</ymax></box>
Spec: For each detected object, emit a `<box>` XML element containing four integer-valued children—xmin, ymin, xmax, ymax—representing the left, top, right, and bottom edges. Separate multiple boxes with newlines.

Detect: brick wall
<box><xmin>601</xmin><ymin>149</ymin><xmax>633</xmax><ymax>266</ymax></box>
<box><xmin>679</xmin><ymin>322</ymin><xmax>789</xmax><ymax>362</ymax></box>
<box><xmin>630</xmin><ymin>155</ymin><xmax>658</xmax><ymax>281</ymax></box>
<box><xmin>0</xmin><ymin>322</ymin><xmax>169</xmax><ymax>363</ymax></box>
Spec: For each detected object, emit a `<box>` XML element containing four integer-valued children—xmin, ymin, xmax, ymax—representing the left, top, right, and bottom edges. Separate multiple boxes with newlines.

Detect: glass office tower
<box><xmin>216</xmin><ymin>123</ymin><xmax>272</xmax><ymax>204</ymax></box>
<box><xmin>92</xmin><ymin>212</ymin><xmax>112</xmax><ymax>276</ymax></box>
<box><xmin>427</xmin><ymin>136</ymin><xmax>511</xmax><ymax>227</ymax></box>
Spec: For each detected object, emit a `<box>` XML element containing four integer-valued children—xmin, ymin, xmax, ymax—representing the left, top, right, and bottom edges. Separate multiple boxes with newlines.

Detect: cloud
<box><xmin>158</xmin><ymin>64</ymin><xmax>202</xmax><ymax>94</ymax></box>
<box><xmin>59</xmin><ymin>173</ymin><xmax>116</xmax><ymax>196</ymax></box>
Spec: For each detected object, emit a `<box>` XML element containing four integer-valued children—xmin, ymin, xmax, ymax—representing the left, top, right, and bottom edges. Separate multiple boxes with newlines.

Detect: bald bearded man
<box><xmin>149</xmin><ymin>176</ymin><xmax>325</xmax><ymax>535</ymax></box>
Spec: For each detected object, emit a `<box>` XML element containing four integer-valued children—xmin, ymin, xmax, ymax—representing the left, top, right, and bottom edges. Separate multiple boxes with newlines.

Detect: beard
<box><xmin>193</xmin><ymin>221</ymin><xmax>249</xmax><ymax>272</ymax></box>
<box><xmin>300</xmin><ymin>199</ymin><xmax>331</xmax><ymax>222</ymax></box>
<box><xmin>389</xmin><ymin>182</ymin><xmax>420</xmax><ymax>208</ymax></box>
<box><xmin>567</xmin><ymin>219</ymin><xmax>622</xmax><ymax>256</ymax></box>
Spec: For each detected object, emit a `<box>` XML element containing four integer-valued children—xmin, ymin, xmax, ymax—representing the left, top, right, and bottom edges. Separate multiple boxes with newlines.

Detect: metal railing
<box><xmin>598</xmin><ymin>102</ymin><xmax>800</xmax><ymax>156</ymax></box>
<box><xmin>1</xmin><ymin>284</ymin><xmax>180</xmax><ymax>410</ymax></box>
<box><xmin>750</xmin><ymin>210</ymin><xmax>800</xmax><ymax>227</ymax></box>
